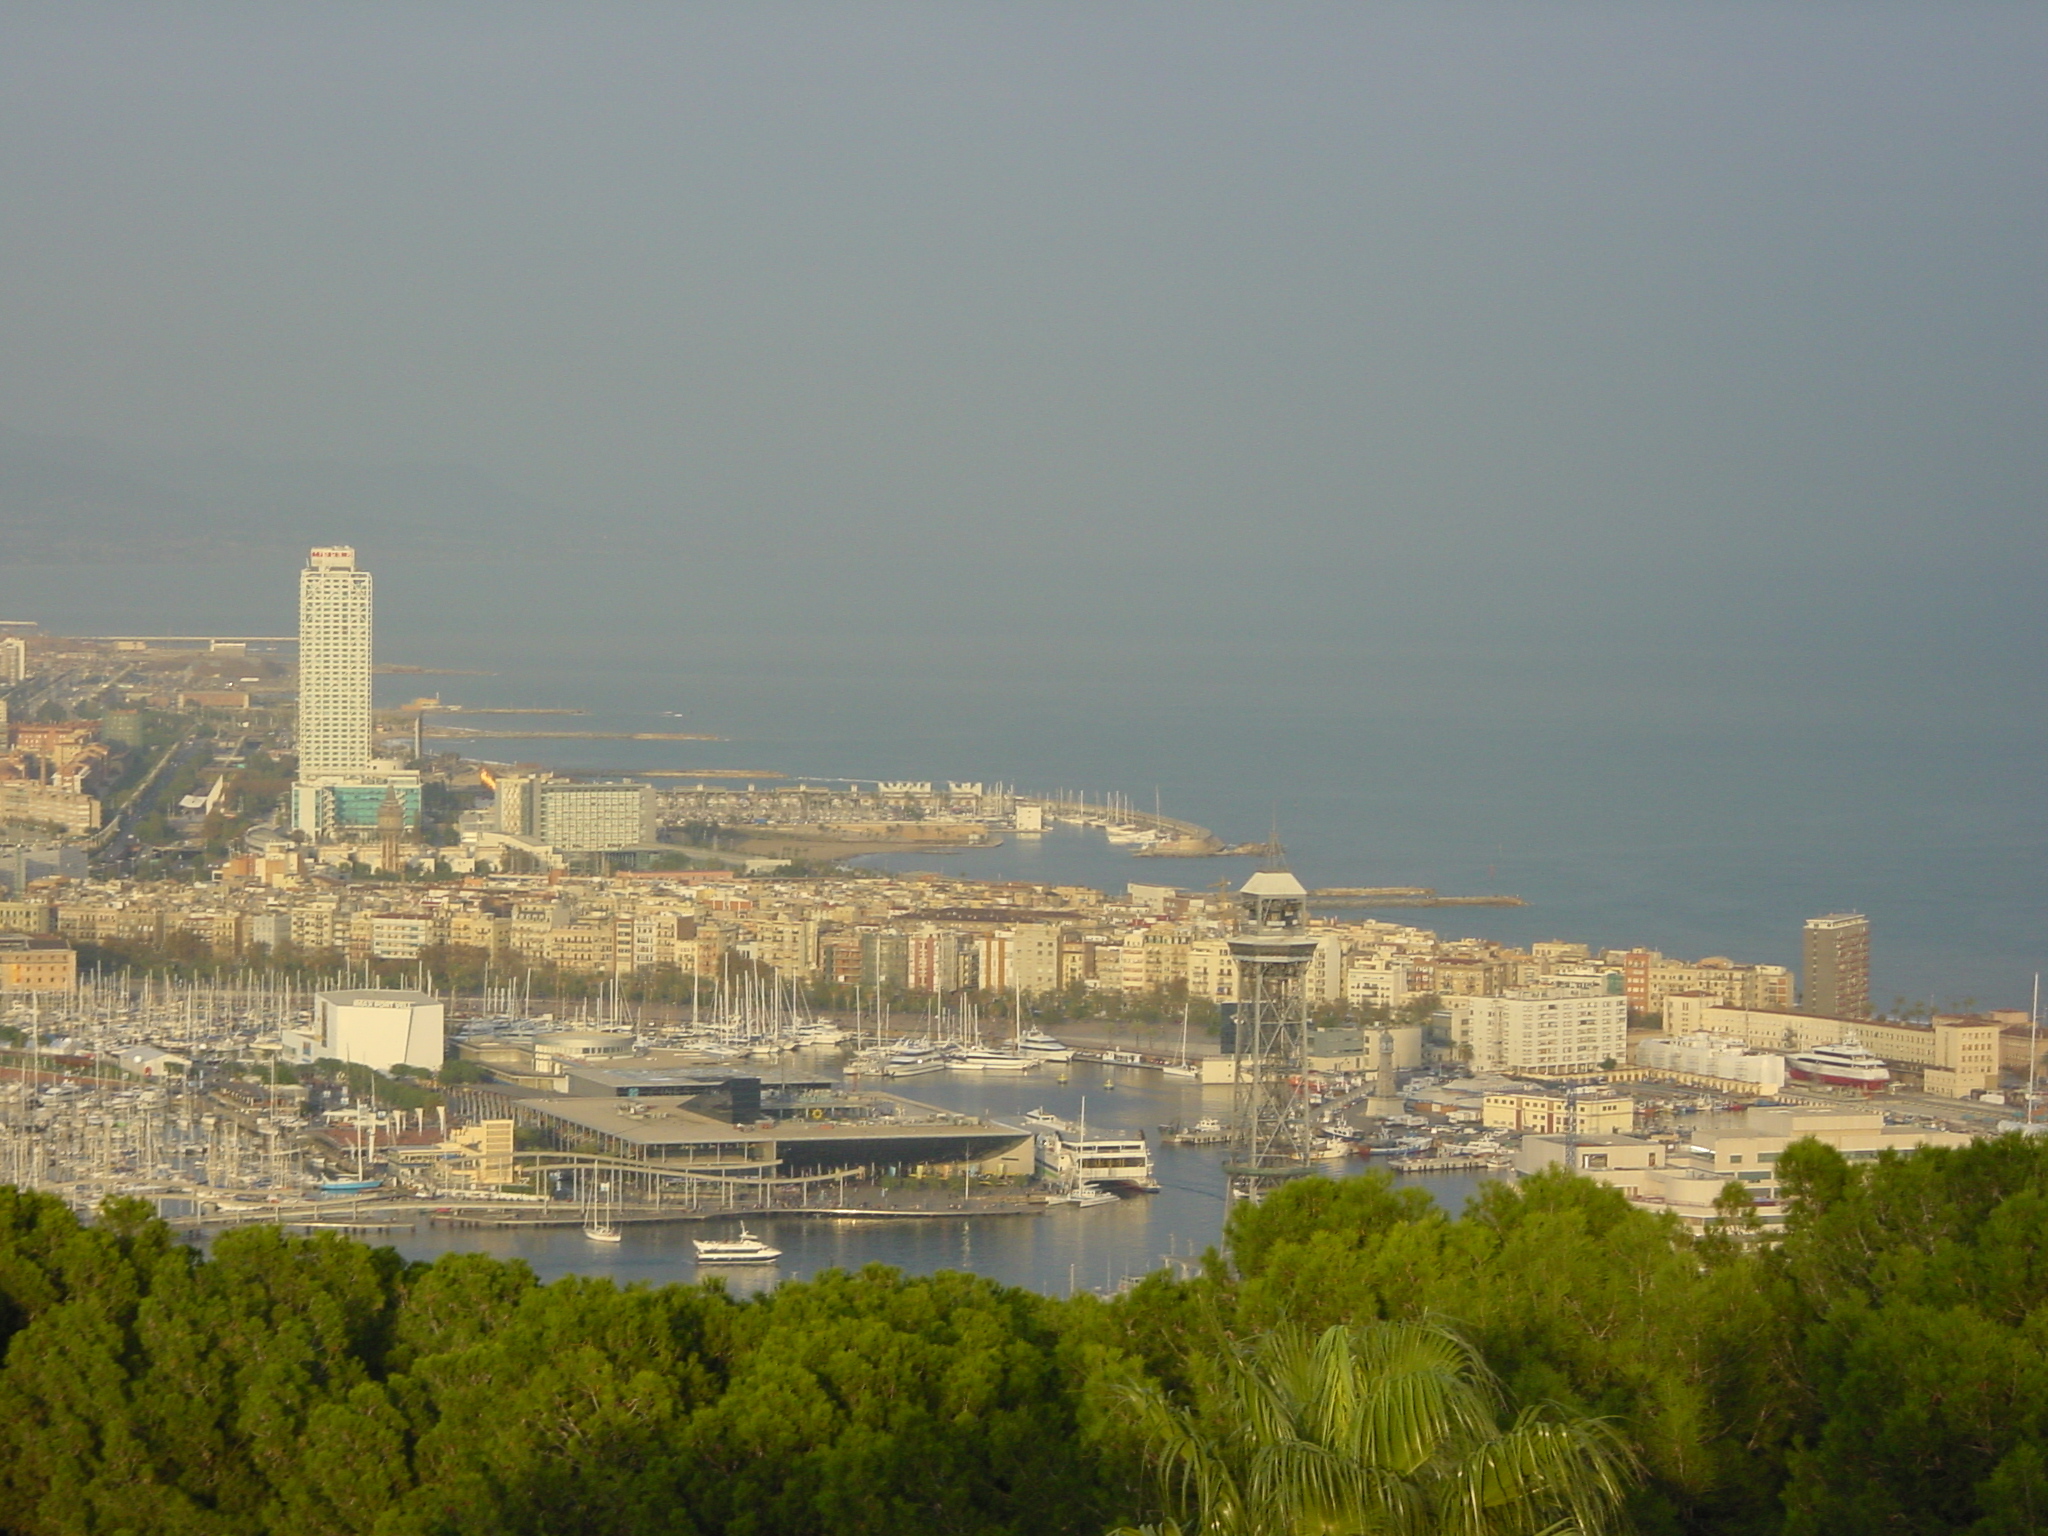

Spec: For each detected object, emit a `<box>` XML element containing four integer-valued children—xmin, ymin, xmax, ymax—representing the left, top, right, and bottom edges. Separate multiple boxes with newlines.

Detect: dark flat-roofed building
<box><xmin>507</xmin><ymin>1087</ymin><xmax>1032</xmax><ymax>1177</ymax></box>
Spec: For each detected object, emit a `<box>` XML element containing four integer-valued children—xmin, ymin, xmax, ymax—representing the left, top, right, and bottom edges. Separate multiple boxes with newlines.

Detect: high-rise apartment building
<box><xmin>0</xmin><ymin>635</ymin><xmax>27</xmax><ymax>684</ymax></box>
<box><xmin>291</xmin><ymin>547</ymin><xmax>419</xmax><ymax>838</ymax></box>
<box><xmin>296</xmin><ymin>546</ymin><xmax>373</xmax><ymax>778</ymax></box>
<box><xmin>1802</xmin><ymin>913</ymin><xmax>1870</xmax><ymax>1020</ymax></box>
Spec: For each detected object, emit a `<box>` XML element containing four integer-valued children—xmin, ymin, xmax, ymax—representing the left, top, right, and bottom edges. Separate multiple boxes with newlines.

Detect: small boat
<box><xmin>1022</xmin><ymin>1107</ymin><xmax>1069</xmax><ymax>1130</ymax></box>
<box><xmin>1060</xmin><ymin>1183</ymin><xmax>1120</xmax><ymax>1207</ymax></box>
<box><xmin>318</xmin><ymin>1178</ymin><xmax>382</xmax><ymax>1194</ymax></box>
<box><xmin>693</xmin><ymin>1226</ymin><xmax>783</xmax><ymax>1264</ymax></box>
<box><xmin>583</xmin><ymin>1223</ymin><xmax>623</xmax><ymax>1243</ymax></box>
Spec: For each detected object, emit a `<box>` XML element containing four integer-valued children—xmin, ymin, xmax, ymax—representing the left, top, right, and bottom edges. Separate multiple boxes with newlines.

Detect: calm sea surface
<box><xmin>10</xmin><ymin>554</ymin><xmax>2043</xmax><ymax>1290</ymax></box>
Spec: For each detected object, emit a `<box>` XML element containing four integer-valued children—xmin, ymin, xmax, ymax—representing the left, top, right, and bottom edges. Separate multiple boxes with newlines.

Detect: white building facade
<box><xmin>1448</xmin><ymin>986</ymin><xmax>1628</xmax><ymax>1074</ymax></box>
<box><xmin>1634</xmin><ymin>1032</ymin><xmax>1788</xmax><ymax>1090</ymax></box>
<box><xmin>282</xmin><ymin>987</ymin><xmax>444</xmax><ymax>1074</ymax></box>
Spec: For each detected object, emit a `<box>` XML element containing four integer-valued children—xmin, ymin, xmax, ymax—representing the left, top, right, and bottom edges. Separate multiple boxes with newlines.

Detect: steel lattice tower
<box><xmin>1224</xmin><ymin>870</ymin><xmax>1318</xmax><ymax>1201</ymax></box>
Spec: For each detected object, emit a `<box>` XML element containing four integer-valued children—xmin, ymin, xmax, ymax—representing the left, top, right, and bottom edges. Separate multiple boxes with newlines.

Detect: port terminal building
<box><xmin>455</xmin><ymin>1066</ymin><xmax>1034</xmax><ymax>1179</ymax></box>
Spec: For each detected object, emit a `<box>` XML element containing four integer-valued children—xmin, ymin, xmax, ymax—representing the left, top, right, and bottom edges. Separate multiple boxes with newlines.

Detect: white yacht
<box><xmin>883</xmin><ymin>1042</ymin><xmax>947</xmax><ymax>1077</ymax></box>
<box><xmin>692</xmin><ymin>1227</ymin><xmax>783</xmax><ymax>1264</ymax></box>
<box><xmin>956</xmin><ymin>1046</ymin><xmax>1037</xmax><ymax>1072</ymax></box>
<box><xmin>1059</xmin><ymin>1183</ymin><xmax>1120</xmax><ymax>1207</ymax></box>
<box><xmin>1016</xmin><ymin>1027</ymin><xmax>1075</xmax><ymax>1061</ymax></box>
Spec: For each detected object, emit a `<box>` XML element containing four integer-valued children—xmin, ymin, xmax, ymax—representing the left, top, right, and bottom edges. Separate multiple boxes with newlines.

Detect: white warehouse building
<box><xmin>1634</xmin><ymin>1032</ymin><xmax>1787</xmax><ymax>1090</ymax></box>
<box><xmin>281</xmin><ymin>988</ymin><xmax>445</xmax><ymax>1074</ymax></box>
<box><xmin>1447</xmin><ymin>987</ymin><xmax>1628</xmax><ymax>1075</ymax></box>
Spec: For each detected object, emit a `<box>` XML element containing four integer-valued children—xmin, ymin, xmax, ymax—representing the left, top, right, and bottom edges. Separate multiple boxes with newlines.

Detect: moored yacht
<box><xmin>956</xmin><ymin>1046</ymin><xmax>1037</xmax><ymax>1072</ymax></box>
<box><xmin>883</xmin><ymin>1042</ymin><xmax>947</xmax><ymax>1077</ymax></box>
<box><xmin>1016</xmin><ymin>1027</ymin><xmax>1075</xmax><ymax>1062</ymax></box>
<box><xmin>692</xmin><ymin>1226</ymin><xmax>783</xmax><ymax>1264</ymax></box>
<box><xmin>1786</xmin><ymin>1039</ymin><xmax>1891</xmax><ymax>1091</ymax></box>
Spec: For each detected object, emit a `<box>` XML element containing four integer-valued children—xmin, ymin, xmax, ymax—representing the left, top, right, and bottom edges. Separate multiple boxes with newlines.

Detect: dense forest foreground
<box><xmin>2</xmin><ymin>1135</ymin><xmax>2045</xmax><ymax>1535</ymax></box>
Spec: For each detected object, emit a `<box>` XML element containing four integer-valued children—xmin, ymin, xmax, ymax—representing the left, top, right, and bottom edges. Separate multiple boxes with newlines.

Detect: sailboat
<box><xmin>320</xmin><ymin>1060</ymin><xmax>383</xmax><ymax>1193</ymax></box>
<box><xmin>1162</xmin><ymin>1001</ymin><xmax>1200</xmax><ymax>1079</ymax></box>
<box><xmin>583</xmin><ymin>1175</ymin><xmax>622</xmax><ymax>1243</ymax></box>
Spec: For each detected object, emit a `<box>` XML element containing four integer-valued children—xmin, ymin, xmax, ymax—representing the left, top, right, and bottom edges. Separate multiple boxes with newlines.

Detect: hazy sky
<box><xmin>2</xmin><ymin>4</ymin><xmax>2043</xmax><ymax>636</ymax></box>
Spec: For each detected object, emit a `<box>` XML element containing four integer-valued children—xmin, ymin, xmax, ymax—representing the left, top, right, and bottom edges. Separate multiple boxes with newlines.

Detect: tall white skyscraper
<box><xmin>292</xmin><ymin>545</ymin><xmax>419</xmax><ymax>839</ymax></box>
<box><xmin>297</xmin><ymin>546</ymin><xmax>373</xmax><ymax>776</ymax></box>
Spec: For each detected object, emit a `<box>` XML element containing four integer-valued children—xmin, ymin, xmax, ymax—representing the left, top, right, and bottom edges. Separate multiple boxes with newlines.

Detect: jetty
<box><xmin>1309</xmin><ymin>887</ymin><xmax>1526</xmax><ymax>908</ymax></box>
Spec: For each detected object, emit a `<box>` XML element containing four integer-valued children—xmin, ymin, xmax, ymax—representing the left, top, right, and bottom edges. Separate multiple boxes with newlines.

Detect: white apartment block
<box><xmin>1449</xmin><ymin>987</ymin><xmax>1628</xmax><ymax>1074</ymax></box>
<box><xmin>1345</xmin><ymin>961</ymin><xmax>1410</xmax><ymax>1010</ymax></box>
<box><xmin>497</xmin><ymin>775</ymin><xmax>654</xmax><ymax>851</ymax></box>
<box><xmin>0</xmin><ymin>635</ymin><xmax>26</xmax><ymax>684</ymax></box>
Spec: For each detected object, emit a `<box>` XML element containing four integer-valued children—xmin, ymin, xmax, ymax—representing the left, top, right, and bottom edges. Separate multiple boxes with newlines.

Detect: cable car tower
<box><xmin>1223</xmin><ymin>868</ymin><xmax>1319</xmax><ymax>1201</ymax></box>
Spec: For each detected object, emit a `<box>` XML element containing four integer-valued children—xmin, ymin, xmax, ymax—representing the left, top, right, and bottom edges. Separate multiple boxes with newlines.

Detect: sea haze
<box><xmin>1</xmin><ymin>5</ymin><xmax>2042</xmax><ymax>1011</ymax></box>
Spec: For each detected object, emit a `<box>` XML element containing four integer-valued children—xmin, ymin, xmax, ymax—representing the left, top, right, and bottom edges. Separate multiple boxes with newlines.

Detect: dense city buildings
<box><xmin>1801</xmin><ymin>912</ymin><xmax>1870</xmax><ymax>1019</ymax></box>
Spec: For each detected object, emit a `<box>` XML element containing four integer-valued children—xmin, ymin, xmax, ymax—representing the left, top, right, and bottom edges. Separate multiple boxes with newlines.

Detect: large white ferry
<box><xmin>692</xmin><ymin>1227</ymin><xmax>783</xmax><ymax>1264</ymax></box>
<box><xmin>1036</xmin><ymin>1123</ymin><xmax>1158</xmax><ymax>1192</ymax></box>
<box><xmin>1786</xmin><ymin>1039</ymin><xmax>1891</xmax><ymax>1091</ymax></box>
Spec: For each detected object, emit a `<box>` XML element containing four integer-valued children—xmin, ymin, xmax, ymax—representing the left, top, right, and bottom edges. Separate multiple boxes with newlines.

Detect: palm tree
<box><xmin>1115</xmin><ymin>1320</ymin><xmax>1635</xmax><ymax>1536</ymax></box>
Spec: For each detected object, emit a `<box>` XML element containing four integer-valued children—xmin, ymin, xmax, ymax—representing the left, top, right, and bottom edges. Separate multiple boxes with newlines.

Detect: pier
<box><xmin>1309</xmin><ymin>887</ymin><xmax>1526</xmax><ymax>908</ymax></box>
<box><xmin>1021</xmin><ymin>796</ymin><xmax>1224</xmax><ymax>855</ymax></box>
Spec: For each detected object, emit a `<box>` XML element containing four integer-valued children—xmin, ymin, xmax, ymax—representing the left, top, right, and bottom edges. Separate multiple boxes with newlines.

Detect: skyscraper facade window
<box><xmin>1802</xmin><ymin>913</ymin><xmax>1870</xmax><ymax>1020</ymax></box>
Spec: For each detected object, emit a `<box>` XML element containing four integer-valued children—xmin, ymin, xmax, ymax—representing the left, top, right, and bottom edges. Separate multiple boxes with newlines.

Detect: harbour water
<box><xmin>379</xmin><ymin>1061</ymin><xmax>1492</xmax><ymax>1294</ymax></box>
